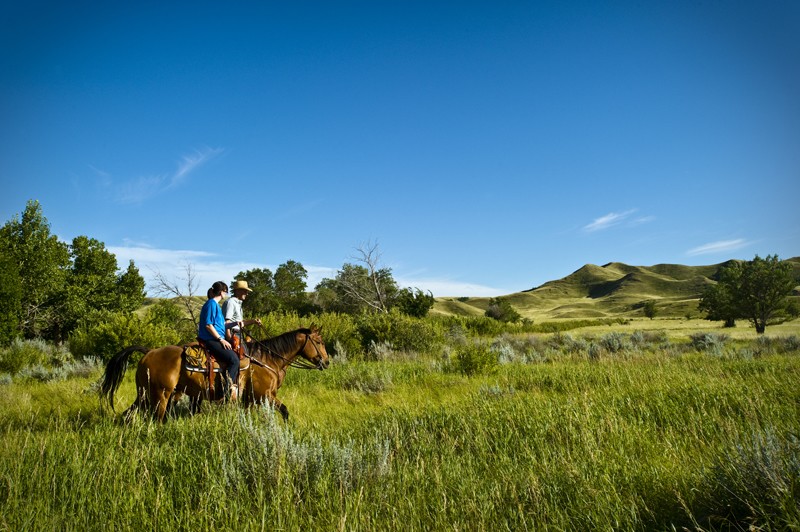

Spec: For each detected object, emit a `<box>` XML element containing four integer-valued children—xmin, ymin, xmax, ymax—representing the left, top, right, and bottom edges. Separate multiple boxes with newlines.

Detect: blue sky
<box><xmin>2</xmin><ymin>1</ymin><xmax>799</xmax><ymax>297</ymax></box>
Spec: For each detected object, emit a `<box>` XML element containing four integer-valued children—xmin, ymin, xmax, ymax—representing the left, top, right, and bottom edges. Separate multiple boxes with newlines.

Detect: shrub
<box><xmin>691</xmin><ymin>430</ymin><xmax>800</xmax><ymax>529</ymax></box>
<box><xmin>689</xmin><ymin>332</ymin><xmax>729</xmax><ymax>353</ymax></box>
<box><xmin>145</xmin><ymin>299</ymin><xmax>196</xmax><ymax>344</ymax></box>
<box><xmin>492</xmin><ymin>335</ymin><xmax>548</xmax><ymax>364</ymax></box>
<box><xmin>599</xmin><ymin>332</ymin><xmax>630</xmax><ymax>354</ymax></box>
<box><xmin>69</xmin><ymin>311</ymin><xmax>180</xmax><ymax>362</ymax></box>
<box><xmin>0</xmin><ymin>338</ymin><xmax>72</xmax><ymax>375</ymax></box>
<box><xmin>485</xmin><ymin>297</ymin><xmax>522</xmax><ymax>323</ymax></box>
<box><xmin>449</xmin><ymin>341</ymin><xmax>498</xmax><ymax>376</ymax></box>
<box><xmin>335</xmin><ymin>364</ymin><xmax>393</xmax><ymax>393</ymax></box>
<box><xmin>751</xmin><ymin>335</ymin><xmax>800</xmax><ymax>356</ymax></box>
<box><xmin>255</xmin><ymin>311</ymin><xmax>364</xmax><ymax>360</ymax></box>
<box><xmin>357</xmin><ymin>311</ymin><xmax>444</xmax><ymax>357</ymax></box>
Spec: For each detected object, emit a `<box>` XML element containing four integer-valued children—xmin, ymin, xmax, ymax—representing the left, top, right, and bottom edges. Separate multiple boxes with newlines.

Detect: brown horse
<box><xmin>100</xmin><ymin>326</ymin><xmax>329</xmax><ymax>422</ymax></box>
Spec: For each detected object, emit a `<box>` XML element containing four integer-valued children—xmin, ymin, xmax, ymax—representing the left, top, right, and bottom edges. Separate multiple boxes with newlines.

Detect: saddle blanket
<box><xmin>182</xmin><ymin>343</ymin><xmax>222</xmax><ymax>373</ymax></box>
<box><xmin>182</xmin><ymin>343</ymin><xmax>250</xmax><ymax>373</ymax></box>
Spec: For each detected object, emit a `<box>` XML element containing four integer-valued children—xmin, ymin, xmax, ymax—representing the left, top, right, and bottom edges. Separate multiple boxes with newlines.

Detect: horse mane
<box><xmin>250</xmin><ymin>327</ymin><xmax>312</xmax><ymax>363</ymax></box>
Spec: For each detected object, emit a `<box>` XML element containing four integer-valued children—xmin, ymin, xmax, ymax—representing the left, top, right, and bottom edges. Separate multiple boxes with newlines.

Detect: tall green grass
<box><xmin>1</xmin><ymin>333</ymin><xmax>799</xmax><ymax>530</ymax></box>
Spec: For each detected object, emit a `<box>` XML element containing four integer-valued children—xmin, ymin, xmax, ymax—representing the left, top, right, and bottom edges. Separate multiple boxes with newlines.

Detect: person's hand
<box><xmin>238</xmin><ymin>320</ymin><xmax>244</xmax><ymax>330</ymax></box>
<box><xmin>255</xmin><ymin>318</ymin><xmax>262</xmax><ymax>326</ymax></box>
<box><xmin>221</xmin><ymin>338</ymin><xmax>232</xmax><ymax>349</ymax></box>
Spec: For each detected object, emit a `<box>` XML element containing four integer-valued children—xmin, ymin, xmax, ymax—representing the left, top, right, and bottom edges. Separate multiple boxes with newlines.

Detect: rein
<box><xmin>244</xmin><ymin>326</ymin><xmax>324</xmax><ymax>371</ymax></box>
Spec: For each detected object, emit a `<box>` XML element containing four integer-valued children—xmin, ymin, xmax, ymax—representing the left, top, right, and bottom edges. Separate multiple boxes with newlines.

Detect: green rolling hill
<box><xmin>433</xmin><ymin>257</ymin><xmax>800</xmax><ymax>320</ymax></box>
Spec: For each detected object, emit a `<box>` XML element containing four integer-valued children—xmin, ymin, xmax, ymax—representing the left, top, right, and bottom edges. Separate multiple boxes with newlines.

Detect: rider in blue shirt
<box><xmin>198</xmin><ymin>281</ymin><xmax>240</xmax><ymax>401</ymax></box>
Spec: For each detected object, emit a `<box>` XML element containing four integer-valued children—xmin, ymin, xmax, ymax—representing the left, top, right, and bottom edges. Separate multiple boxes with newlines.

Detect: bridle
<box><xmin>244</xmin><ymin>327</ymin><xmax>327</xmax><ymax>372</ymax></box>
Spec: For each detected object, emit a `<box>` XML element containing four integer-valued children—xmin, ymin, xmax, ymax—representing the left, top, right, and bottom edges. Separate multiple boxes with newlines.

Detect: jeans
<box><xmin>205</xmin><ymin>339</ymin><xmax>240</xmax><ymax>396</ymax></box>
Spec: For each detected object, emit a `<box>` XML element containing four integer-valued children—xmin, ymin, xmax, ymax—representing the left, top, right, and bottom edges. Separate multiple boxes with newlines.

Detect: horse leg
<box><xmin>268</xmin><ymin>394</ymin><xmax>289</xmax><ymax>422</ymax></box>
<box><xmin>189</xmin><ymin>395</ymin><xmax>203</xmax><ymax>415</ymax></box>
<box><xmin>152</xmin><ymin>385</ymin><xmax>172</xmax><ymax>422</ymax></box>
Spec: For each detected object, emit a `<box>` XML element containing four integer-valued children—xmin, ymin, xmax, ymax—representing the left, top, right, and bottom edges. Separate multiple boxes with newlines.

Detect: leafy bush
<box><xmin>356</xmin><ymin>311</ymin><xmax>444</xmax><ymax>358</ymax></box>
<box><xmin>395</xmin><ymin>288</ymin><xmax>435</xmax><ymax>318</ymax></box>
<box><xmin>449</xmin><ymin>341</ymin><xmax>498</xmax><ymax>376</ymax></box>
<box><xmin>145</xmin><ymin>299</ymin><xmax>196</xmax><ymax>344</ymax></box>
<box><xmin>254</xmin><ymin>311</ymin><xmax>364</xmax><ymax>359</ymax></box>
<box><xmin>485</xmin><ymin>297</ymin><xmax>522</xmax><ymax>323</ymax></box>
<box><xmin>69</xmin><ymin>311</ymin><xmax>180</xmax><ymax>362</ymax></box>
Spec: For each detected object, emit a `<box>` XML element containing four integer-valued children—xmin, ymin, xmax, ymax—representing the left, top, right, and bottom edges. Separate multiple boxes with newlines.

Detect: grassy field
<box><xmin>1</xmin><ymin>320</ymin><xmax>799</xmax><ymax>531</ymax></box>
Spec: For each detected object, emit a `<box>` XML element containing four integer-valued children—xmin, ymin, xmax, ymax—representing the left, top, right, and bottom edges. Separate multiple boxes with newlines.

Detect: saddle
<box><xmin>181</xmin><ymin>336</ymin><xmax>250</xmax><ymax>399</ymax></box>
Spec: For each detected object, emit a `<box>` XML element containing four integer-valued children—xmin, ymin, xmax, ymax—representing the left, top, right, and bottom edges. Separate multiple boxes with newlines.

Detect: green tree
<box><xmin>0</xmin><ymin>200</ymin><xmax>70</xmax><ymax>338</ymax></box>
<box><xmin>274</xmin><ymin>260</ymin><xmax>310</xmax><ymax>313</ymax></box>
<box><xmin>396</xmin><ymin>288</ymin><xmax>435</xmax><ymax>318</ymax></box>
<box><xmin>786</xmin><ymin>298</ymin><xmax>800</xmax><ymax>320</ymax></box>
<box><xmin>0</xmin><ymin>201</ymin><xmax>146</xmax><ymax>342</ymax></box>
<box><xmin>235</xmin><ymin>261</ymin><xmax>314</xmax><ymax>316</ymax></box>
<box><xmin>315</xmin><ymin>263</ymin><xmax>399</xmax><ymax>315</ymax></box>
<box><xmin>236</xmin><ymin>267</ymin><xmax>278</xmax><ymax>316</ymax></box>
<box><xmin>642</xmin><ymin>300</ymin><xmax>658</xmax><ymax>320</ymax></box>
<box><xmin>145</xmin><ymin>299</ymin><xmax>195</xmax><ymax>344</ymax></box>
<box><xmin>49</xmin><ymin>236</ymin><xmax>146</xmax><ymax>342</ymax></box>
<box><xmin>699</xmin><ymin>274</ymin><xmax>738</xmax><ymax>328</ymax></box>
<box><xmin>0</xmin><ymin>253</ymin><xmax>22</xmax><ymax>345</ymax></box>
<box><xmin>485</xmin><ymin>297</ymin><xmax>521</xmax><ymax>323</ymax></box>
<box><xmin>116</xmin><ymin>260</ymin><xmax>146</xmax><ymax>312</ymax></box>
<box><xmin>700</xmin><ymin>255</ymin><xmax>795</xmax><ymax>334</ymax></box>
<box><xmin>735</xmin><ymin>255</ymin><xmax>795</xmax><ymax>334</ymax></box>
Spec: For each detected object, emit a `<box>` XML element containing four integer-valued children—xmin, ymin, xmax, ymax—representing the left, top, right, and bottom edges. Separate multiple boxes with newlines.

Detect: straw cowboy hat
<box><xmin>232</xmin><ymin>280</ymin><xmax>253</xmax><ymax>292</ymax></box>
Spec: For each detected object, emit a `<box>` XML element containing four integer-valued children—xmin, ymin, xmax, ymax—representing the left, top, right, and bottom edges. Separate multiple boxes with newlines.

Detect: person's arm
<box><xmin>205</xmin><ymin>323</ymin><xmax>224</xmax><ymax>340</ymax></box>
<box><xmin>204</xmin><ymin>304</ymin><xmax>232</xmax><ymax>348</ymax></box>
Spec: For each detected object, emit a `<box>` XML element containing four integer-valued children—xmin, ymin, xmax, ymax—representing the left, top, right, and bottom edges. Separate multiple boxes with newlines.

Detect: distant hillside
<box><xmin>432</xmin><ymin>257</ymin><xmax>800</xmax><ymax>320</ymax></box>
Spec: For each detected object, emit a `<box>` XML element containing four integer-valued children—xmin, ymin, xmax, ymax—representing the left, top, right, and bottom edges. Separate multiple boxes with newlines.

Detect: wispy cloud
<box><xmin>583</xmin><ymin>209</ymin><xmax>639</xmax><ymax>232</ymax></box>
<box><xmin>172</xmin><ymin>146</ymin><xmax>224</xmax><ymax>187</ymax></box>
<box><xmin>394</xmin><ymin>275</ymin><xmax>506</xmax><ymax>298</ymax></box>
<box><xmin>98</xmin><ymin>146</ymin><xmax>224</xmax><ymax>204</ymax></box>
<box><xmin>686</xmin><ymin>239</ymin><xmax>750</xmax><ymax>256</ymax></box>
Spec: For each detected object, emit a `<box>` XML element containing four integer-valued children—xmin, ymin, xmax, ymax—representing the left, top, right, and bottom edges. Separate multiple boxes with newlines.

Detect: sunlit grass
<box><xmin>1</xmin><ymin>332</ymin><xmax>799</xmax><ymax>530</ymax></box>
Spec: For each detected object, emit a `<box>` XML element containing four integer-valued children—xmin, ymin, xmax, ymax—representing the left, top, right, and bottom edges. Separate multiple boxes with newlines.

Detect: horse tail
<box><xmin>100</xmin><ymin>345</ymin><xmax>150</xmax><ymax>411</ymax></box>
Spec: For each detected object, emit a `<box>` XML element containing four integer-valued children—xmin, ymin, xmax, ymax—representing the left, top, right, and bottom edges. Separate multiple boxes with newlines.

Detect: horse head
<box><xmin>300</xmin><ymin>324</ymin><xmax>329</xmax><ymax>370</ymax></box>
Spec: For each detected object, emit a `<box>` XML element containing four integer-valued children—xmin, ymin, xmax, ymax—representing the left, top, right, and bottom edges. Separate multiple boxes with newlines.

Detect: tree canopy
<box><xmin>0</xmin><ymin>200</ymin><xmax>146</xmax><ymax>344</ymax></box>
<box><xmin>235</xmin><ymin>261</ymin><xmax>311</xmax><ymax>316</ymax></box>
<box><xmin>485</xmin><ymin>297</ymin><xmax>522</xmax><ymax>323</ymax></box>
<box><xmin>699</xmin><ymin>255</ymin><xmax>795</xmax><ymax>333</ymax></box>
<box><xmin>313</xmin><ymin>243</ymin><xmax>434</xmax><ymax>318</ymax></box>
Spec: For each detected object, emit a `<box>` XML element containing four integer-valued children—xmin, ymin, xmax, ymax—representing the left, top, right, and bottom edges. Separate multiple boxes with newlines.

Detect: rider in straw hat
<box><xmin>222</xmin><ymin>280</ymin><xmax>262</xmax><ymax>352</ymax></box>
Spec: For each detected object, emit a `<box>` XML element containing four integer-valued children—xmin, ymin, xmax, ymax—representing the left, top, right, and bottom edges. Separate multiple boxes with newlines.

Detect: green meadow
<box><xmin>2</xmin><ymin>319</ymin><xmax>799</xmax><ymax>531</ymax></box>
<box><xmin>435</xmin><ymin>258</ymin><xmax>800</xmax><ymax>321</ymax></box>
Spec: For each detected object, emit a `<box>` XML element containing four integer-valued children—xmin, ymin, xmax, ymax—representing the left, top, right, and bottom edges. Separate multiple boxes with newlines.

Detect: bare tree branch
<box><xmin>345</xmin><ymin>240</ymin><xmax>391</xmax><ymax>313</ymax></box>
<box><xmin>149</xmin><ymin>262</ymin><xmax>201</xmax><ymax>326</ymax></box>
